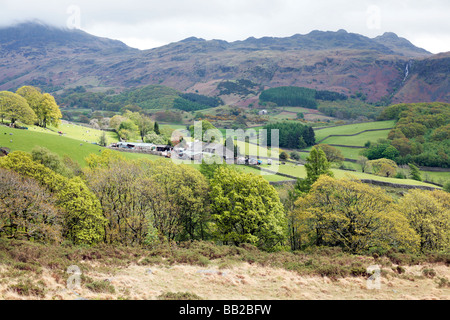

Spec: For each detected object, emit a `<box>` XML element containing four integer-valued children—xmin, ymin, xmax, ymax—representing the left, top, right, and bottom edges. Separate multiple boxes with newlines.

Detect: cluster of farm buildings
<box><xmin>109</xmin><ymin>141</ymin><xmax>272</xmax><ymax>165</ymax></box>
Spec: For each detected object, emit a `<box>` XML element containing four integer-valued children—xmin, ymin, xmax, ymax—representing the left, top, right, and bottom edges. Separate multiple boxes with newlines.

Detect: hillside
<box><xmin>392</xmin><ymin>52</ymin><xmax>450</xmax><ymax>103</ymax></box>
<box><xmin>0</xmin><ymin>123</ymin><xmax>159</xmax><ymax>166</ymax></box>
<box><xmin>0</xmin><ymin>121</ymin><xmax>442</xmax><ymax>189</ymax></box>
<box><xmin>0</xmin><ymin>239</ymin><xmax>448</xmax><ymax>301</ymax></box>
<box><xmin>0</xmin><ymin>22</ymin><xmax>447</xmax><ymax>106</ymax></box>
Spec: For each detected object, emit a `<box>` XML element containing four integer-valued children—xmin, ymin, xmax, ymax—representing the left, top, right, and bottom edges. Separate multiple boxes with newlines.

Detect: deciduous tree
<box><xmin>144</xmin><ymin>160</ymin><xmax>210</xmax><ymax>242</ymax></box>
<box><xmin>16</xmin><ymin>86</ymin><xmax>43</xmax><ymax>123</ymax></box>
<box><xmin>0</xmin><ymin>91</ymin><xmax>36</xmax><ymax>125</ymax></box>
<box><xmin>0</xmin><ymin>151</ymin><xmax>106</xmax><ymax>244</ymax></box>
<box><xmin>293</xmin><ymin>176</ymin><xmax>419</xmax><ymax>253</ymax></box>
<box><xmin>317</xmin><ymin>144</ymin><xmax>344</xmax><ymax>163</ymax></box>
<box><xmin>367</xmin><ymin>158</ymin><xmax>398</xmax><ymax>177</ymax></box>
<box><xmin>134</xmin><ymin>113</ymin><xmax>154</xmax><ymax>141</ymax></box>
<box><xmin>209</xmin><ymin>167</ymin><xmax>287</xmax><ymax>250</ymax></box>
<box><xmin>302</xmin><ymin>147</ymin><xmax>333</xmax><ymax>190</ymax></box>
<box><xmin>85</xmin><ymin>158</ymin><xmax>210</xmax><ymax>244</ymax></box>
<box><xmin>31</xmin><ymin>146</ymin><xmax>73</xmax><ymax>178</ymax></box>
<box><xmin>40</xmin><ymin>93</ymin><xmax>63</xmax><ymax>128</ymax></box>
<box><xmin>357</xmin><ymin>156</ymin><xmax>369</xmax><ymax>173</ymax></box>
<box><xmin>396</xmin><ymin>189</ymin><xmax>449</xmax><ymax>252</ymax></box>
<box><xmin>17</xmin><ymin>87</ymin><xmax>62</xmax><ymax>128</ymax></box>
<box><xmin>0</xmin><ymin>168</ymin><xmax>62</xmax><ymax>243</ymax></box>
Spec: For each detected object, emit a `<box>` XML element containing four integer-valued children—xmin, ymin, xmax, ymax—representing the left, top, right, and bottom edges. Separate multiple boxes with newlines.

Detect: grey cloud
<box><xmin>0</xmin><ymin>0</ymin><xmax>448</xmax><ymax>53</ymax></box>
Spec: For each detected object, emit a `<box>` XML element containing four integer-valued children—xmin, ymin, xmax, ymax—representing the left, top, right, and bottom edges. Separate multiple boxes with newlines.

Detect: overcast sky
<box><xmin>1</xmin><ymin>0</ymin><xmax>449</xmax><ymax>53</ymax></box>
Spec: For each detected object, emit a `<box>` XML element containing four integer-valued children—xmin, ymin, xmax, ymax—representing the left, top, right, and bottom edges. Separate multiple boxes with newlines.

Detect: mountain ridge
<box><xmin>162</xmin><ymin>29</ymin><xmax>430</xmax><ymax>57</ymax></box>
<box><xmin>0</xmin><ymin>22</ymin><xmax>447</xmax><ymax>104</ymax></box>
<box><xmin>0</xmin><ymin>22</ymin><xmax>133</xmax><ymax>52</ymax></box>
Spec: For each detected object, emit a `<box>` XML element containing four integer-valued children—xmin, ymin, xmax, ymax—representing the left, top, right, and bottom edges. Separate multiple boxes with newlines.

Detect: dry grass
<box><xmin>0</xmin><ymin>240</ymin><xmax>448</xmax><ymax>300</ymax></box>
<box><xmin>1</xmin><ymin>261</ymin><xmax>448</xmax><ymax>300</ymax></box>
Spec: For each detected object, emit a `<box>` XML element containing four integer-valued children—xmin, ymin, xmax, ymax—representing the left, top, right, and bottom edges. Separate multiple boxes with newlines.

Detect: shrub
<box><xmin>350</xmin><ymin>266</ymin><xmax>368</xmax><ymax>277</ymax></box>
<box><xmin>437</xmin><ymin>277</ymin><xmax>450</xmax><ymax>288</ymax></box>
<box><xmin>422</xmin><ymin>268</ymin><xmax>436</xmax><ymax>278</ymax></box>
<box><xmin>85</xmin><ymin>280</ymin><xmax>116</xmax><ymax>294</ymax></box>
<box><xmin>8</xmin><ymin>279</ymin><xmax>45</xmax><ymax>298</ymax></box>
<box><xmin>170</xmin><ymin>249</ymin><xmax>210</xmax><ymax>267</ymax></box>
<box><xmin>290</xmin><ymin>151</ymin><xmax>301</xmax><ymax>161</ymax></box>
<box><xmin>12</xmin><ymin>262</ymin><xmax>43</xmax><ymax>274</ymax></box>
<box><xmin>158</xmin><ymin>292</ymin><xmax>203</xmax><ymax>300</ymax></box>
<box><xmin>395</xmin><ymin>266</ymin><xmax>406</xmax><ymax>274</ymax></box>
<box><xmin>395</xmin><ymin>171</ymin><xmax>407</xmax><ymax>179</ymax></box>
<box><xmin>280</xmin><ymin>151</ymin><xmax>289</xmax><ymax>160</ymax></box>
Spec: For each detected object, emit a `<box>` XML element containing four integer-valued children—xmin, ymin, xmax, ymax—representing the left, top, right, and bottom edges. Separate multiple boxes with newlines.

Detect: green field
<box><xmin>302</xmin><ymin>145</ymin><xmax>365</xmax><ymax>160</ymax></box>
<box><xmin>320</xmin><ymin>129</ymin><xmax>391</xmax><ymax>147</ymax></box>
<box><xmin>421</xmin><ymin>170</ymin><xmax>450</xmax><ymax>186</ymax></box>
<box><xmin>264</xmin><ymin>162</ymin><xmax>440</xmax><ymax>188</ymax></box>
<box><xmin>1</xmin><ymin>121</ymin><xmax>443</xmax><ymax>189</ymax></box>
<box><xmin>334</xmin><ymin>147</ymin><xmax>365</xmax><ymax>160</ymax></box>
<box><xmin>235</xmin><ymin>140</ymin><xmax>275</xmax><ymax>157</ymax></box>
<box><xmin>0</xmin><ymin>124</ymin><xmax>283</xmax><ymax>183</ymax></box>
<box><xmin>274</xmin><ymin>163</ymin><xmax>306</xmax><ymax>178</ymax></box>
<box><xmin>281</xmin><ymin>107</ymin><xmax>317</xmax><ymax>113</ymax></box>
<box><xmin>271</xmin><ymin>111</ymin><xmax>298</xmax><ymax>121</ymax></box>
<box><xmin>236</xmin><ymin>165</ymin><xmax>290</xmax><ymax>182</ymax></box>
<box><xmin>0</xmin><ymin>125</ymin><xmax>158</xmax><ymax>166</ymax></box>
<box><xmin>330</xmin><ymin>170</ymin><xmax>441</xmax><ymax>187</ymax></box>
<box><xmin>160</xmin><ymin>124</ymin><xmax>188</xmax><ymax>131</ymax></box>
<box><xmin>28</xmin><ymin>122</ymin><xmax>119</xmax><ymax>145</ymax></box>
<box><xmin>314</xmin><ymin>120</ymin><xmax>396</xmax><ymax>142</ymax></box>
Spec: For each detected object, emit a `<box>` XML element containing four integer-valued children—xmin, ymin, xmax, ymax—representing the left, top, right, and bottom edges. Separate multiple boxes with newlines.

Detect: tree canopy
<box><xmin>16</xmin><ymin>86</ymin><xmax>62</xmax><ymax>128</ymax></box>
<box><xmin>85</xmin><ymin>155</ymin><xmax>210</xmax><ymax>244</ymax></box>
<box><xmin>304</xmin><ymin>147</ymin><xmax>333</xmax><ymax>186</ymax></box>
<box><xmin>317</xmin><ymin>144</ymin><xmax>344</xmax><ymax>163</ymax></box>
<box><xmin>0</xmin><ymin>168</ymin><xmax>62</xmax><ymax>243</ymax></box>
<box><xmin>0</xmin><ymin>151</ymin><xmax>106</xmax><ymax>244</ymax></box>
<box><xmin>209</xmin><ymin>167</ymin><xmax>287</xmax><ymax>250</ymax></box>
<box><xmin>0</xmin><ymin>91</ymin><xmax>36</xmax><ymax>125</ymax></box>
<box><xmin>294</xmin><ymin>175</ymin><xmax>420</xmax><ymax>253</ymax></box>
<box><xmin>189</xmin><ymin>120</ymin><xmax>220</xmax><ymax>142</ymax></box>
<box><xmin>260</xmin><ymin>86</ymin><xmax>318</xmax><ymax>108</ymax></box>
<box><xmin>396</xmin><ymin>189</ymin><xmax>449</xmax><ymax>252</ymax></box>
<box><xmin>263</xmin><ymin>122</ymin><xmax>315</xmax><ymax>149</ymax></box>
<box><xmin>376</xmin><ymin>102</ymin><xmax>450</xmax><ymax>168</ymax></box>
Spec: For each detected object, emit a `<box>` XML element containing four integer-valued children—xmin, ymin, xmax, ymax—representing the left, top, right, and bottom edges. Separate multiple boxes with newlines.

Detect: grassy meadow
<box><xmin>313</xmin><ymin>120</ymin><xmax>396</xmax><ymax>142</ymax></box>
<box><xmin>0</xmin><ymin>124</ymin><xmax>159</xmax><ymax>166</ymax></box>
<box><xmin>319</xmin><ymin>129</ymin><xmax>392</xmax><ymax>146</ymax></box>
<box><xmin>259</xmin><ymin>162</ymin><xmax>441</xmax><ymax>188</ymax></box>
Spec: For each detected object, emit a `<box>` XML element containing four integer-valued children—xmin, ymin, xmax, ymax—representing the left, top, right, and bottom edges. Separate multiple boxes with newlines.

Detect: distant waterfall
<box><xmin>402</xmin><ymin>60</ymin><xmax>413</xmax><ymax>83</ymax></box>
